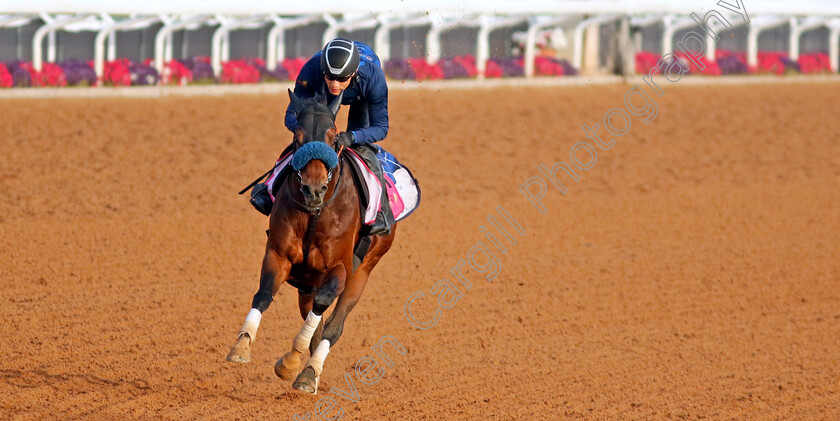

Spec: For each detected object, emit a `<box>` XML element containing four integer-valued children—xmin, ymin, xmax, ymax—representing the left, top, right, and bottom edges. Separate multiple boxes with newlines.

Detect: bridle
<box><xmin>286</xmin><ymin>106</ymin><xmax>346</xmax><ymax>215</ymax></box>
<box><xmin>285</xmin><ymin>106</ymin><xmax>346</xmax><ymax>267</ymax></box>
<box><xmin>285</xmin><ymin>153</ymin><xmax>343</xmax><ymax>216</ymax></box>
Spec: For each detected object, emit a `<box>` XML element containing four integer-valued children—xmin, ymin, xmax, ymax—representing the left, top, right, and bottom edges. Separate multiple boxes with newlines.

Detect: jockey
<box><xmin>250</xmin><ymin>38</ymin><xmax>395</xmax><ymax>236</ymax></box>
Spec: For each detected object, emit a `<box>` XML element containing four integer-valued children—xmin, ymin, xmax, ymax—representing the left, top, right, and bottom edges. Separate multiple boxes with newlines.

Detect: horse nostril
<box><xmin>300</xmin><ymin>184</ymin><xmax>327</xmax><ymax>201</ymax></box>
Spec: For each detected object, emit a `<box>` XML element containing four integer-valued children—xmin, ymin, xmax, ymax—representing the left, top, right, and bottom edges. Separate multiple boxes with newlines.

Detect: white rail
<box><xmin>211</xmin><ymin>15</ymin><xmax>271</xmax><ymax>77</ymax></box>
<box><xmin>94</xmin><ymin>15</ymin><xmax>160</xmax><ymax>80</ymax></box>
<box><xmin>524</xmin><ymin>15</ymin><xmax>574</xmax><ymax>77</ymax></box>
<box><xmin>266</xmin><ymin>15</ymin><xmax>323</xmax><ymax>72</ymax></box>
<box><xmin>788</xmin><ymin>17</ymin><xmax>829</xmax><ymax>62</ymax></box>
<box><xmin>747</xmin><ymin>15</ymin><xmax>789</xmax><ymax>68</ymax></box>
<box><xmin>374</xmin><ymin>13</ymin><xmax>430</xmax><ymax>67</ymax></box>
<box><xmin>32</xmin><ymin>14</ymin><xmax>94</xmax><ymax>71</ymax></box>
<box><xmin>153</xmin><ymin>15</ymin><xmax>212</xmax><ymax>74</ymax></box>
<box><xmin>572</xmin><ymin>14</ymin><xmax>622</xmax><ymax>70</ymax></box>
<box><xmin>476</xmin><ymin>15</ymin><xmax>529</xmax><ymax>78</ymax></box>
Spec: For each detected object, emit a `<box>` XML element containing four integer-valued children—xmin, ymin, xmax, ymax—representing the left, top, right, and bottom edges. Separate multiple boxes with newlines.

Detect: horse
<box><xmin>226</xmin><ymin>89</ymin><xmax>397</xmax><ymax>394</ymax></box>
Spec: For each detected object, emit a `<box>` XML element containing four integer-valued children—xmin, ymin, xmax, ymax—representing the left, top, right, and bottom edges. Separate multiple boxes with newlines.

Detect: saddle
<box><xmin>267</xmin><ymin>145</ymin><xmax>420</xmax><ymax>272</ymax></box>
<box><xmin>271</xmin><ymin>146</ymin><xmax>420</xmax><ymax>224</ymax></box>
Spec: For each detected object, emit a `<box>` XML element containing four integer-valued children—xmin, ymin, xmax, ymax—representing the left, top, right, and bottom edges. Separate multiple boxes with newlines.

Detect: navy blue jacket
<box><xmin>285</xmin><ymin>42</ymin><xmax>389</xmax><ymax>144</ymax></box>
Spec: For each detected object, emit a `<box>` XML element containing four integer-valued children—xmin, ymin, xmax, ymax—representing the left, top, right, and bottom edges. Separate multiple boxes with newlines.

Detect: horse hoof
<box><xmin>292</xmin><ymin>367</ymin><xmax>319</xmax><ymax>394</ymax></box>
<box><xmin>225</xmin><ymin>335</ymin><xmax>251</xmax><ymax>363</ymax></box>
<box><xmin>275</xmin><ymin>351</ymin><xmax>302</xmax><ymax>380</ymax></box>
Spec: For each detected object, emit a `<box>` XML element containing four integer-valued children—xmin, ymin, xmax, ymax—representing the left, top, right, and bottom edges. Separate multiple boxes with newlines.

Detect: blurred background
<box><xmin>1</xmin><ymin>0</ymin><xmax>840</xmax><ymax>87</ymax></box>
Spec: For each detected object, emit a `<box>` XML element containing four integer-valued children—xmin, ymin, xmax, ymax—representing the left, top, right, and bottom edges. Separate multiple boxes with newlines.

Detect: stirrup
<box><xmin>362</xmin><ymin>218</ymin><xmax>391</xmax><ymax>236</ymax></box>
<box><xmin>365</xmin><ymin>225</ymin><xmax>390</xmax><ymax>236</ymax></box>
<box><xmin>250</xmin><ymin>184</ymin><xmax>273</xmax><ymax>216</ymax></box>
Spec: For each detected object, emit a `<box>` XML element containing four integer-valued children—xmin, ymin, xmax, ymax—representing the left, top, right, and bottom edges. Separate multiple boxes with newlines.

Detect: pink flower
<box><xmin>103</xmin><ymin>59</ymin><xmax>132</xmax><ymax>86</ymax></box>
<box><xmin>453</xmin><ymin>55</ymin><xmax>479</xmax><ymax>77</ymax></box>
<box><xmin>798</xmin><ymin>52</ymin><xmax>830</xmax><ymax>74</ymax></box>
<box><xmin>484</xmin><ymin>60</ymin><xmax>503</xmax><ymax>78</ymax></box>
<box><xmin>283</xmin><ymin>58</ymin><xmax>306</xmax><ymax>81</ymax></box>
<box><xmin>221</xmin><ymin>60</ymin><xmax>260</xmax><ymax>84</ymax></box>
<box><xmin>0</xmin><ymin>63</ymin><xmax>13</xmax><ymax>88</ymax></box>
<box><xmin>635</xmin><ymin>51</ymin><xmax>660</xmax><ymax>74</ymax></box>
<box><xmin>163</xmin><ymin>60</ymin><xmax>193</xmax><ymax>85</ymax></box>
<box><xmin>407</xmin><ymin>58</ymin><xmax>443</xmax><ymax>81</ymax></box>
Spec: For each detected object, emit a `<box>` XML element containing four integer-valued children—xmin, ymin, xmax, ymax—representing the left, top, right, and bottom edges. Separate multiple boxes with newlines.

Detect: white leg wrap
<box><xmin>292</xmin><ymin>311</ymin><xmax>322</xmax><ymax>352</ymax></box>
<box><xmin>238</xmin><ymin>308</ymin><xmax>262</xmax><ymax>342</ymax></box>
<box><xmin>307</xmin><ymin>339</ymin><xmax>331</xmax><ymax>376</ymax></box>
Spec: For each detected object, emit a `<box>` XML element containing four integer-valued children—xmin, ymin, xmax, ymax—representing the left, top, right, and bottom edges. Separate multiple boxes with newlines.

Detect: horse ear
<box><xmin>288</xmin><ymin>89</ymin><xmax>305</xmax><ymax>113</ymax></box>
<box><xmin>328</xmin><ymin>90</ymin><xmax>344</xmax><ymax>118</ymax></box>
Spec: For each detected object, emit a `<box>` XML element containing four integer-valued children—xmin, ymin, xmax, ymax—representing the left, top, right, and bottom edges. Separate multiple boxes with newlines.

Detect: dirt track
<box><xmin>1</xmin><ymin>81</ymin><xmax>839</xmax><ymax>420</ymax></box>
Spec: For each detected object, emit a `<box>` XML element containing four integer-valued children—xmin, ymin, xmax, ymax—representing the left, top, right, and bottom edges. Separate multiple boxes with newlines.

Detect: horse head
<box><xmin>288</xmin><ymin>89</ymin><xmax>344</xmax><ymax>209</ymax></box>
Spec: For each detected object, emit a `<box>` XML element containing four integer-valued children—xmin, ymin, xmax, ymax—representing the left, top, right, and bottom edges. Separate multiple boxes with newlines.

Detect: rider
<box><xmin>250</xmin><ymin>37</ymin><xmax>395</xmax><ymax>236</ymax></box>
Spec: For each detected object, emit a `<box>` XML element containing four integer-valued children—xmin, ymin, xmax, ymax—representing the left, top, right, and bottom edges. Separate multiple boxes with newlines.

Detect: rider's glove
<box><xmin>336</xmin><ymin>131</ymin><xmax>355</xmax><ymax>148</ymax></box>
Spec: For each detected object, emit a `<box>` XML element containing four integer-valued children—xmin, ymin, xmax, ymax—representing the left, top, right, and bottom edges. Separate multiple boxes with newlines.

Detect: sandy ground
<box><xmin>1</xmin><ymin>82</ymin><xmax>839</xmax><ymax>420</ymax></box>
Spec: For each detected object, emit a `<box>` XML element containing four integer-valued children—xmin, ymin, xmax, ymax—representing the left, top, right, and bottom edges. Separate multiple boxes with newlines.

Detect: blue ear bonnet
<box><xmin>291</xmin><ymin>142</ymin><xmax>339</xmax><ymax>171</ymax></box>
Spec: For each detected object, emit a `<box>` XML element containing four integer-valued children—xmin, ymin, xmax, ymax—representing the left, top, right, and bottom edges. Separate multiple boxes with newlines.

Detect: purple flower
<box><xmin>263</xmin><ymin>64</ymin><xmax>289</xmax><ymax>82</ymax></box>
<box><xmin>59</xmin><ymin>60</ymin><xmax>96</xmax><ymax>86</ymax></box>
<box><xmin>384</xmin><ymin>59</ymin><xmax>415</xmax><ymax>80</ymax></box>
<box><xmin>244</xmin><ymin>58</ymin><xmax>289</xmax><ymax>82</ymax></box>
<box><xmin>717</xmin><ymin>55</ymin><xmax>748</xmax><ymax>75</ymax></box>
<box><xmin>5</xmin><ymin>61</ymin><xmax>31</xmax><ymax>87</ymax></box>
<box><xmin>128</xmin><ymin>62</ymin><xmax>159</xmax><ymax>85</ymax></box>
<box><xmin>556</xmin><ymin>58</ymin><xmax>577</xmax><ymax>76</ymax></box>
<box><xmin>439</xmin><ymin>58</ymin><xmax>470</xmax><ymax>79</ymax></box>
<box><xmin>493</xmin><ymin>58</ymin><xmax>525</xmax><ymax>77</ymax></box>
<box><xmin>182</xmin><ymin>57</ymin><xmax>216</xmax><ymax>83</ymax></box>
<box><xmin>778</xmin><ymin>56</ymin><xmax>801</xmax><ymax>73</ymax></box>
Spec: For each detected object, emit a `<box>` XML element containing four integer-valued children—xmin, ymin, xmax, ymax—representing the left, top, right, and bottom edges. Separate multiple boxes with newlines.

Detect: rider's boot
<box><xmin>249</xmin><ymin>144</ymin><xmax>296</xmax><ymax>216</ymax></box>
<box><xmin>352</xmin><ymin>144</ymin><xmax>394</xmax><ymax>236</ymax></box>
<box><xmin>250</xmin><ymin>183</ymin><xmax>273</xmax><ymax>216</ymax></box>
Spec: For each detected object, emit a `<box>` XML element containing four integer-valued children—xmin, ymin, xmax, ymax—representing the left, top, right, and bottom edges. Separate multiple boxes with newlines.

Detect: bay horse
<box><xmin>226</xmin><ymin>90</ymin><xmax>397</xmax><ymax>394</ymax></box>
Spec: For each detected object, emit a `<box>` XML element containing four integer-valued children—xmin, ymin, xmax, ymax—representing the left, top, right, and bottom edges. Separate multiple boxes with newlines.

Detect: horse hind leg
<box><xmin>227</xmin><ymin>250</ymin><xmax>289</xmax><ymax>363</ymax></box>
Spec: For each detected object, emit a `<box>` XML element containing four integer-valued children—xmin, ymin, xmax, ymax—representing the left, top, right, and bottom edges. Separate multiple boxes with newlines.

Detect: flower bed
<box><xmin>384</xmin><ymin>55</ymin><xmax>575</xmax><ymax>80</ymax></box>
<box><xmin>794</xmin><ymin>52</ymin><xmax>831</xmax><ymax>74</ymax></box>
<box><xmin>635</xmin><ymin>50</ymin><xmax>833</xmax><ymax>76</ymax></box>
<box><xmin>1</xmin><ymin>51</ymin><xmax>834</xmax><ymax>88</ymax></box>
<box><xmin>0</xmin><ymin>57</ymin><xmax>306</xmax><ymax>88</ymax></box>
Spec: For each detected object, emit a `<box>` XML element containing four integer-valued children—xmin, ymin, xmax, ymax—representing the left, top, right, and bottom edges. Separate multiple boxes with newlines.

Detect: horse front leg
<box><xmin>289</xmin><ymin>267</ymin><xmax>346</xmax><ymax>394</ymax></box>
<box><xmin>292</xmin><ymin>235</ymin><xmax>393</xmax><ymax>391</ymax></box>
<box><xmin>226</xmin><ymin>248</ymin><xmax>290</xmax><ymax>363</ymax></box>
<box><xmin>273</xmin><ymin>290</ymin><xmax>321</xmax><ymax>380</ymax></box>
<box><xmin>291</xmin><ymin>271</ymin><xmax>368</xmax><ymax>390</ymax></box>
